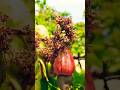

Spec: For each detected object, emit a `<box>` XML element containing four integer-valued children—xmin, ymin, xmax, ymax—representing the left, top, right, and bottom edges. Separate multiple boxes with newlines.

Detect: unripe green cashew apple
<box><xmin>35</xmin><ymin>25</ymin><xmax>49</xmax><ymax>38</ymax></box>
<box><xmin>35</xmin><ymin>25</ymin><xmax>49</xmax><ymax>52</ymax></box>
<box><xmin>53</xmin><ymin>47</ymin><xmax>75</xmax><ymax>75</ymax></box>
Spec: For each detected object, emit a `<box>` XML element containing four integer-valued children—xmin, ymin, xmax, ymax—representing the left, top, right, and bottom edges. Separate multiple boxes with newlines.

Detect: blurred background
<box><xmin>86</xmin><ymin>0</ymin><xmax>120</xmax><ymax>90</ymax></box>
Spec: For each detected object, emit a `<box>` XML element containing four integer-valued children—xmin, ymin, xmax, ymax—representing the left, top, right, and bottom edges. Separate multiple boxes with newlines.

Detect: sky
<box><xmin>47</xmin><ymin>0</ymin><xmax>85</xmax><ymax>23</ymax></box>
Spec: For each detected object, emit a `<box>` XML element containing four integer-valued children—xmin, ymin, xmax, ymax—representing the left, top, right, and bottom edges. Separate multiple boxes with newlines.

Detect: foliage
<box><xmin>72</xmin><ymin>22</ymin><xmax>85</xmax><ymax>57</ymax></box>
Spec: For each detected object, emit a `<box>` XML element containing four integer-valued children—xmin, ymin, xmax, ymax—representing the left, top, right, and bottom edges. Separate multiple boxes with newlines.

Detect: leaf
<box><xmin>40</xmin><ymin>78</ymin><xmax>48</xmax><ymax>90</ymax></box>
<box><xmin>35</xmin><ymin>60</ymin><xmax>42</xmax><ymax>90</ymax></box>
<box><xmin>48</xmin><ymin>77</ymin><xmax>58</xmax><ymax>90</ymax></box>
<box><xmin>38</xmin><ymin>58</ymin><xmax>49</xmax><ymax>81</ymax></box>
<box><xmin>72</xmin><ymin>70</ymin><xmax>85</xmax><ymax>90</ymax></box>
<box><xmin>37</xmin><ymin>58</ymin><xmax>60</xmax><ymax>90</ymax></box>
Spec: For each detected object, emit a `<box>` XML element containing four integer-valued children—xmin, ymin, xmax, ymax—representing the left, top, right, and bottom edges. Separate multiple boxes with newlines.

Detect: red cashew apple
<box><xmin>53</xmin><ymin>48</ymin><xmax>75</xmax><ymax>75</ymax></box>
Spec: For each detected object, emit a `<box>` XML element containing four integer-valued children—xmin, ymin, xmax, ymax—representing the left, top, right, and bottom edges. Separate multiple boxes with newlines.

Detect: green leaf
<box><xmin>72</xmin><ymin>70</ymin><xmax>85</xmax><ymax>90</ymax></box>
<box><xmin>37</xmin><ymin>58</ymin><xmax>60</xmax><ymax>90</ymax></box>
